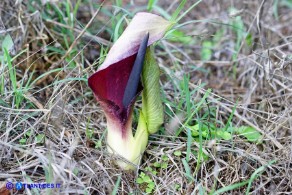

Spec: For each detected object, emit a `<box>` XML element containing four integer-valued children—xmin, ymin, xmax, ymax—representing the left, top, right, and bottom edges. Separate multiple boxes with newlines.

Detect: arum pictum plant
<box><xmin>88</xmin><ymin>12</ymin><xmax>172</xmax><ymax>170</ymax></box>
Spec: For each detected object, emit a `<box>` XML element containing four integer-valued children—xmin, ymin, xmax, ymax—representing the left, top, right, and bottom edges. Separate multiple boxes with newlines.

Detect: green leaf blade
<box><xmin>236</xmin><ymin>126</ymin><xmax>262</xmax><ymax>142</ymax></box>
<box><xmin>141</xmin><ymin>47</ymin><xmax>164</xmax><ymax>134</ymax></box>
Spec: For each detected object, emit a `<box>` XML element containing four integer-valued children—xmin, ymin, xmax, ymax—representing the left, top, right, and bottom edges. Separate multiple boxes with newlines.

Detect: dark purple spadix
<box><xmin>122</xmin><ymin>33</ymin><xmax>149</xmax><ymax>108</ymax></box>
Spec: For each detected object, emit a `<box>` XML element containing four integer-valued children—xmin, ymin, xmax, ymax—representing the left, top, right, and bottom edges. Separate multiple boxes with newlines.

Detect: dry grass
<box><xmin>0</xmin><ymin>0</ymin><xmax>291</xmax><ymax>194</ymax></box>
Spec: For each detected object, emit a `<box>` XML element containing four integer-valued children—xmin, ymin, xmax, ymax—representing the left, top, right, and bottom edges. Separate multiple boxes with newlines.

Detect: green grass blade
<box><xmin>182</xmin><ymin>158</ymin><xmax>194</xmax><ymax>182</ymax></box>
<box><xmin>213</xmin><ymin>180</ymin><xmax>249</xmax><ymax>195</ymax></box>
<box><xmin>186</xmin><ymin>127</ymin><xmax>192</xmax><ymax>162</ymax></box>
<box><xmin>245</xmin><ymin>160</ymin><xmax>276</xmax><ymax>195</ymax></box>
<box><xmin>175</xmin><ymin>0</ymin><xmax>202</xmax><ymax>23</ymax></box>
<box><xmin>176</xmin><ymin>88</ymin><xmax>211</xmax><ymax>136</ymax></box>
<box><xmin>147</xmin><ymin>0</ymin><xmax>157</xmax><ymax>11</ymax></box>
<box><xmin>112</xmin><ymin>175</ymin><xmax>121</xmax><ymax>195</ymax></box>
<box><xmin>4</xmin><ymin>48</ymin><xmax>17</xmax><ymax>91</ymax></box>
<box><xmin>183</xmin><ymin>74</ymin><xmax>191</xmax><ymax>116</ymax></box>
<box><xmin>153</xmin><ymin>5</ymin><xmax>171</xmax><ymax>20</ymax></box>
<box><xmin>29</xmin><ymin>68</ymin><xmax>65</xmax><ymax>87</ymax></box>
<box><xmin>170</xmin><ymin>0</ymin><xmax>187</xmax><ymax>22</ymax></box>
<box><xmin>195</xmin><ymin>117</ymin><xmax>203</xmax><ymax>173</ymax></box>
<box><xmin>114</xmin><ymin>14</ymin><xmax>127</xmax><ymax>42</ymax></box>
<box><xmin>73</xmin><ymin>0</ymin><xmax>81</xmax><ymax>17</ymax></box>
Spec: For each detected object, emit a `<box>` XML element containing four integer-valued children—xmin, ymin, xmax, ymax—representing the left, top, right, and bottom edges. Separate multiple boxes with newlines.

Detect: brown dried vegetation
<box><xmin>0</xmin><ymin>0</ymin><xmax>291</xmax><ymax>194</ymax></box>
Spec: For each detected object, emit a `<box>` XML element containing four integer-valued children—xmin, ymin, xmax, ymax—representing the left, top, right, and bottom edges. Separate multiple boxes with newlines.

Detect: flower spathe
<box><xmin>88</xmin><ymin>12</ymin><xmax>171</xmax><ymax>169</ymax></box>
